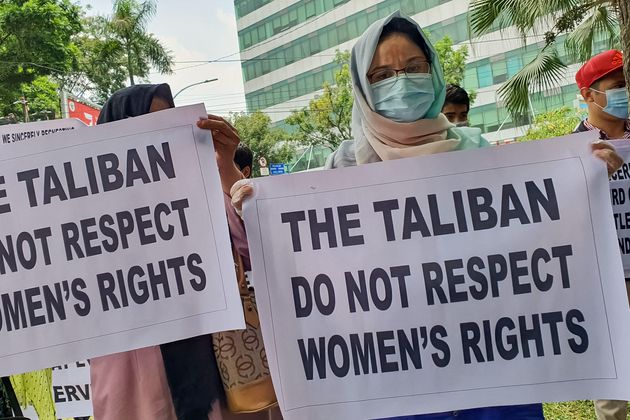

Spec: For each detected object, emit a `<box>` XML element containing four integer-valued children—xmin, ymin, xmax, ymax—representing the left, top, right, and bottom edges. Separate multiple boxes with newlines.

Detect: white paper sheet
<box><xmin>0</xmin><ymin>104</ymin><xmax>244</xmax><ymax>376</ymax></box>
<box><xmin>0</xmin><ymin>118</ymin><xmax>85</xmax><ymax>145</ymax></box>
<box><xmin>244</xmin><ymin>132</ymin><xmax>630</xmax><ymax>420</ymax></box>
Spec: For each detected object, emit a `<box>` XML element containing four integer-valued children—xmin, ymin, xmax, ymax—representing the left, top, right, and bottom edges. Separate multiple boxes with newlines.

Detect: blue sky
<box><xmin>79</xmin><ymin>0</ymin><xmax>246</xmax><ymax>116</ymax></box>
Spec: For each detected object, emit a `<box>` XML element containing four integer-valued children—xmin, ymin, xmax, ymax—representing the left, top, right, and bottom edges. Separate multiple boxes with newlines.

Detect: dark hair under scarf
<box><xmin>379</xmin><ymin>17</ymin><xmax>432</xmax><ymax>63</ymax></box>
<box><xmin>98</xmin><ymin>83</ymin><xmax>224</xmax><ymax>420</ymax></box>
<box><xmin>97</xmin><ymin>84</ymin><xmax>175</xmax><ymax>124</ymax></box>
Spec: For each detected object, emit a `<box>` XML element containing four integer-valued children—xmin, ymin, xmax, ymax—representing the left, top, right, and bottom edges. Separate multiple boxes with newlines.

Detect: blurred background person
<box><xmin>234</xmin><ymin>144</ymin><xmax>253</xmax><ymax>179</ymax></box>
<box><xmin>574</xmin><ymin>49</ymin><xmax>629</xmax><ymax>140</ymax></box>
<box><xmin>442</xmin><ymin>84</ymin><xmax>470</xmax><ymax>127</ymax></box>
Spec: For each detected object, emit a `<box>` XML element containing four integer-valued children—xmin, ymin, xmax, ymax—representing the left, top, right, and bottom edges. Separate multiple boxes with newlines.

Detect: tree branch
<box><xmin>0</xmin><ymin>32</ymin><xmax>12</xmax><ymax>49</ymax></box>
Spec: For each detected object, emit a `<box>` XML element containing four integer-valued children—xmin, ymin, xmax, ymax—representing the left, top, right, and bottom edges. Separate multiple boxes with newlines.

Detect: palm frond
<box><xmin>470</xmin><ymin>0</ymin><xmax>579</xmax><ymax>37</ymax></box>
<box><xmin>109</xmin><ymin>1</ymin><xmax>134</xmax><ymax>39</ymax></box>
<box><xmin>133</xmin><ymin>0</ymin><xmax>156</xmax><ymax>34</ymax></box>
<box><xmin>110</xmin><ymin>0</ymin><xmax>156</xmax><ymax>38</ymax></box>
<box><xmin>565</xmin><ymin>5</ymin><xmax>620</xmax><ymax>62</ymax></box>
<box><xmin>469</xmin><ymin>0</ymin><xmax>520</xmax><ymax>37</ymax></box>
<box><xmin>498</xmin><ymin>45</ymin><xmax>567</xmax><ymax>116</ymax></box>
<box><xmin>140</xmin><ymin>34</ymin><xmax>173</xmax><ymax>74</ymax></box>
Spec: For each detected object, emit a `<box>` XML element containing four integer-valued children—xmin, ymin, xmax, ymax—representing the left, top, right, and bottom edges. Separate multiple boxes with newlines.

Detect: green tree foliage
<box><xmin>621</xmin><ymin>1</ymin><xmax>630</xmax><ymax>97</ymax></box>
<box><xmin>68</xmin><ymin>14</ymin><xmax>129</xmax><ymax>103</ymax></box>
<box><xmin>230</xmin><ymin>111</ymin><xmax>296</xmax><ymax>177</ymax></box>
<box><xmin>0</xmin><ymin>0</ymin><xmax>81</xmax><ymax>85</ymax></box>
<box><xmin>0</xmin><ymin>0</ymin><xmax>82</xmax><ymax>116</ymax></box>
<box><xmin>108</xmin><ymin>0</ymin><xmax>173</xmax><ymax>86</ymax></box>
<box><xmin>286</xmin><ymin>51</ymin><xmax>353</xmax><ymax>151</ymax></box>
<box><xmin>520</xmin><ymin>107</ymin><xmax>583</xmax><ymax>141</ymax></box>
<box><xmin>0</xmin><ymin>76</ymin><xmax>61</xmax><ymax>122</ymax></box>
<box><xmin>24</xmin><ymin>77</ymin><xmax>60</xmax><ymax>118</ymax></box>
<box><xmin>469</xmin><ymin>0</ymin><xmax>626</xmax><ymax>117</ymax></box>
<box><xmin>433</xmin><ymin>35</ymin><xmax>476</xmax><ymax>103</ymax></box>
<box><xmin>22</xmin><ymin>76</ymin><xmax>62</xmax><ymax>120</ymax></box>
<box><xmin>65</xmin><ymin>0</ymin><xmax>174</xmax><ymax>103</ymax></box>
<box><xmin>434</xmin><ymin>35</ymin><xmax>467</xmax><ymax>86</ymax></box>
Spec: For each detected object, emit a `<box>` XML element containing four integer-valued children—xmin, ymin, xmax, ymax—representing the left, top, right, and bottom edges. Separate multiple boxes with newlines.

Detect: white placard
<box><xmin>609</xmin><ymin>139</ymin><xmax>630</xmax><ymax>274</ymax></box>
<box><xmin>0</xmin><ymin>119</ymin><xmax>85</xmax><ymax>145</ymax></box>
<box><xmin>0</xmin><ymin>104</ymin><xmax>244</xmax><ymax>376</ymax></box>
<box><xmin>52</xmin><ymin>361</ymin><xmax>92</xmax><ymax>419</ymax></box>
<box><xmin>244</xmin><ymin>132</ymin><xmax>630</xmax><ymax>420</ymax></box>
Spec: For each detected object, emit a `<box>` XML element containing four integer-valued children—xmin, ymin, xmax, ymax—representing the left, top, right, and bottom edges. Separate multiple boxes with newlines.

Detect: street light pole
<box><xmin>173</xmin><ymin>78</ymin><xmax>218</xmax><ymax>99</ymax></box>
<box><xmin>12</xmin><ymin>97</ymin><xmax>29</xmax><ymax>122</ymax></box>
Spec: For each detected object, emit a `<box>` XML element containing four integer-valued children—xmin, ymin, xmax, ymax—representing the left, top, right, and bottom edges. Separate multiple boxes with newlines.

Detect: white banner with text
<box><xmin>0</xmin><ymin>118</ymin><xmax>85</xmax><ymax>145</ymax></box>
<box><xmin>609</xmin><ymin>139</ymin><xmax>630</xmax><ymax>273</ymax></box>
<box><xmin>52</xmin><ymin>361</ymin><xmax>92</xmax><ymax>419</ymax></box>
<box><xmin>0</xmin><ymin>104</ymin><xmax>244</xmax><ymax>376</ymax></box>
<box><xmin>244</xmin><ymin>132</ymin><xmax>630</xmax><ymax>420</ymax></box>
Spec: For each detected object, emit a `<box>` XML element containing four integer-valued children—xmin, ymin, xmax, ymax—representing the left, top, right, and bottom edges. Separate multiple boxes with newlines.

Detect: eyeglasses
<box><xmin>367</xmin><ymin>61</ymin><xmax>431</xmax><ymax>84</ymax></box>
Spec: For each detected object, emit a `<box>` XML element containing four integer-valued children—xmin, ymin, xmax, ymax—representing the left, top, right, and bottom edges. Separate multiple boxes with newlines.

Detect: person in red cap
<box><xmin>574</xmin><ymin>49</ymin><xmax>629</xmax><ymax>140</ymax></box>
<box><xmin>576</xmin><ymin>50</ymin><xmax>630</xmax><ymax>420</ymax></box>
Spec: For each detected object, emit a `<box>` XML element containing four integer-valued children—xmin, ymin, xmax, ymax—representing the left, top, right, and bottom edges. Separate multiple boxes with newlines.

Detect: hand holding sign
<box><xmin>197</xmin><ymin>115</ymin><xmax>244</xmax><ymax>195</ymax></box>
<box><xmin>230</xmin><ymin>178</ymin><xmax>254</xmax><ymax>217</ymax></box>
<box><xmin>592</xmin><ymin>140</ymin><xmax>624</xmax><ymax>177</ymax></box>
<box><xmin>229</xmin><ymin>140</ymin><xmax>624</xmax><ymax>217</ymax></box>
<box><xmin>197</xmin><ymin>115</ymin><xmax>240</xmax><ymax>159</ymax></box>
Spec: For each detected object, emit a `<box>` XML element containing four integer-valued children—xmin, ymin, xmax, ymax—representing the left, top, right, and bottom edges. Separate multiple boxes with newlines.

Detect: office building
<box><xmin>234</xmin><ymin>0</ymin><xmax>610</xmax><ymax>144</ymax></box>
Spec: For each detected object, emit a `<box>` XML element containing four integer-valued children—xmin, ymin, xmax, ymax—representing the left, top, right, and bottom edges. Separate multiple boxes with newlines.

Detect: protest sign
<box><xmin>244</xmin><ymin>132</ymin><xmax>630</xmax><ymax>420</ymax></box>
<box><xmin>609</xmin><ymin>139</ymin><xmax>630</xmax><ymax>273</ymax></box>
<box><xmin>0</xmin><ymin>104</ymin><xmax>244</xmax><ymax>376</ymax></box>
<box><xmin>0</xmin><ymin>119</ymin><xmax>85</xmax><ymax>145</ymax></box>
<box><xmin>52</xmin><ymin>361</ymin><xmax>92</xmax><ymax>419</ymax></box>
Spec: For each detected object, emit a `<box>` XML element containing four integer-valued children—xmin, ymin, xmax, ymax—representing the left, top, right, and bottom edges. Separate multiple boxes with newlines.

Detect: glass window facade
<box><xmin>246</xmin><ymin>62</ymin><xmax>340</xmax><ymax>110</ymax></box>
<box><xmin>461</xmin><ymin>33</ymin><xmax>612</xmax><ymax>92</ymax></box>
<box><xmin>245</xmin><ymin>28</ymin><xmax>611</xmax><ymax>121</ymax></box>
<box><xmin>467</xmin><ymin>84</ymin><xmax>580</xmax><ymax>133</ymax></box>
<box><xmin>235</xmin><ymin>0</ymin><xmax>274</xmax><ymax>19</ymax></box>
<box><xmin>424</xmin><ymin>14</ymin><xmax>469</xmax><ymax>43</ymax></box>
<box><xmin>238</xmin><ymin>0</ymin><xmax>351</xmax><ymax>49</ymax></box>
<box><xmin>239</xmin><ymin>0</ymin><xmax>616</xmax><ymax>137</ymax></box>
<box><xmin>241</xmin><ymin>6</ymin><xmax>469</xmax><ymax>82</ymax></box>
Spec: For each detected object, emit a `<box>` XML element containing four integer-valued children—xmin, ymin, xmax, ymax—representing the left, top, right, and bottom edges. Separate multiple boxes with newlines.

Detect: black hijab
<box><xmin>97</xmin><ymin>84</ymin><xmax>175</xmax><ymax>124</ymax></box>
<box><xmin>98</xmin><ymin>83</ymin><xmax>224</xmax><ymax>420</ymax></box>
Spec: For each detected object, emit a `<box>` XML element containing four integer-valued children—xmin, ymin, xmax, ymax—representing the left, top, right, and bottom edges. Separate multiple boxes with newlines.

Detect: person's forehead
<box><xmin>598</xmin><ymin>69</ymin><xmax>626</xmax><ymax>86</ymax></box>
<box><xmin>442</xmin><ymin>103</ymin><xmax>468</xmax><ymax>113</ymax></box>
<box><xmin>375</xmin><ymin>35</ymin><xmax>425</xmax><ymax>56</ymax></box>
<box><xmin>150</xmin><ymin>96</ymin><xmax>172</xmax><ymax>112</ymax></box>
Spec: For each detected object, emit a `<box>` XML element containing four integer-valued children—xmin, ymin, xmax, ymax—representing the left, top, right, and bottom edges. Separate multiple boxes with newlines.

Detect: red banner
<box><xmin>67</xmin><ymin>98</ymin><xmax>100</xmax><ymax>126</ymax></box>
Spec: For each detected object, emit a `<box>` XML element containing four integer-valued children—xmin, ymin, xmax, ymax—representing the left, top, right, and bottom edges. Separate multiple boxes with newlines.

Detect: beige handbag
<box><xmin>213</xmin><ymin>246</ymin><xmax>278</xmax><ymax>413</ymax></box>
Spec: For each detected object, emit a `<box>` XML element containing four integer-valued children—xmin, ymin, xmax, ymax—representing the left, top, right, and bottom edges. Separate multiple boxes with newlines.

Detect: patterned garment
<box><xmin>9</xmin><ymin>370</ymin><xmax>56</xmax><ymax>420</ymax></box>
<box><xmin>582</xmin><ymin>119</ymin><xmax>630</xmax><ymax>139</ymax></box>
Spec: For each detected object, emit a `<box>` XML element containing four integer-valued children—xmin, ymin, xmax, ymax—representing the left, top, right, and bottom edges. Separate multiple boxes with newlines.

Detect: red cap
<box><xmin>576</xmin><ymin>50</ymin><xmax>624</xmax><ymax>90</ymax></box>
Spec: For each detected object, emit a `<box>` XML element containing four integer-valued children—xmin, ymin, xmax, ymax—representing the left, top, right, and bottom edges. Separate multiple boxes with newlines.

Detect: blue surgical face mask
<box><xmin>371</xmin><ymin>74</ymin><xmax>435</xmax><ymax>122</ymax></box>
<box><xmin>591</xmin><ymin>87</ymin><xmax>629</xmax><ymax>120</ymax></box>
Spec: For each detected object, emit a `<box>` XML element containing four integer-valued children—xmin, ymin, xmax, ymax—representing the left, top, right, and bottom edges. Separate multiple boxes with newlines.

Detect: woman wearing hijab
<box><xmin>325</xmin><ymin>13</ymin><xmax>487</xmax><ymax>169</ymax></box>
<box><xmin>231</xmin><ymin>11</ymin><xmax>622</xmax><ymax>420</ymax></box>
<box><xmin>91</xmin><ymin>84</ymin><xmax>272</xmax><ymax>420</ymax></box>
